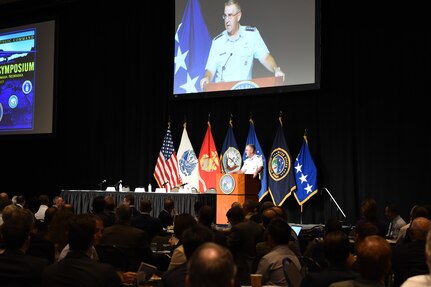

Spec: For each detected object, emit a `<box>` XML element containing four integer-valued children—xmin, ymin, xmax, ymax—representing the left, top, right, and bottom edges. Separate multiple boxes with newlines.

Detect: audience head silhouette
<box><xmin>187</xmin><ymin>242</ymin><xmax>236</xmax><ymax>287</ymax></box>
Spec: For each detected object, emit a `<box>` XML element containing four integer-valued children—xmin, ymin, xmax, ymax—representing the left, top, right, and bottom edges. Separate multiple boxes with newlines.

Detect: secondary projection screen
<box><xmin>173</xmin><ymin>0</ymin><xmax>320</xmax><ymax>99</ymax></box>
<box><xmin>0</xmin><ymin>19</ymin><xmax>56</xmax><ymax>136</ymax></box>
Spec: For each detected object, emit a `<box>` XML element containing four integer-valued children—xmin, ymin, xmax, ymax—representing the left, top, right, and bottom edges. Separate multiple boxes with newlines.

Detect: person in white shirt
<box><xmin>235</xmin><ymin>144</ymin><xmax>263</xmax><ymax>179</ymax></box>
<box><xmin>34</xmin><ymin>194</ymin><xmax>50</xmax><ymax>221</ymax></box>
<box><xmin>385</xmin><ymin>203</ymin><xmax>407</xmax><ymax>240</ymax></box>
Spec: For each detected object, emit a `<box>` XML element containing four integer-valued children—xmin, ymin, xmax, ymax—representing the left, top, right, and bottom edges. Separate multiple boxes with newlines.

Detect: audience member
<box><xmin>42</xmin><ymin>214</ymin><xmax>122</xmax><ymax>287</ymax></box>
<box><xmin>348</xmin><ymin>221</ymin><xmax>380</xmax><ymax>270</ymax></box>
<box><xmin>301</xmin><ymin>230</ymin><xmax>359</xmax><ymax>287</ymax></box>
<box><xmin>198</xmin><ymin>205</ymin><xmax>227</xmax><ymax>247</ymax></box>
<box><xmin>91</xmin><ymin>195</ymin><xmax>114</xmax><ymax>229</ymax></box>
<box><xmin>304</xmin><ymin>217</ymin><xmax>342</xmax><ymax>270</ymax></box>
<box><xmin>52</xmin><ymin>195</ymin><xmax>65</xmax><ymax>209</ymax></box>
<box><xmin>397</xmin><ymin>205</ymin><xmax>429</xmax><ymax>244</ymax></box>
<box><xmin>131</xmin><ymin>199</ymin><xmax>163</xmax><ymax>240</ymax></box>
<box><xmin>103</xmin><ymin>195</ymin><xmax>116</xmax><ymax>228</ymax></box>
<box><xmin>162</xmin><ymin>224</ymin><xmax>214</xmax><ymax>287</ymax></box>
<box><xmin>15</xmin><ymin>195</ymin><xmax>26</xmax><ymax>208</ymax></box>
<box><xmin>186</xmin><ymin>242</ymin><xmax>236</xmax><ymax>287</ymax></box>
<box><xmin>385</xmin><ymin>203</ymin><xmax>407</xmax><ymax>240</ymax></box>
<box><xmin>330</xmin><ymin>235</ymin><xmax>392</xmax><ymax>287</ymax></box>
<box><xmin>226</xmin><ymin>205</ymin><xmax>264</xmax><ymax>286</ymax></box>
<box><xmin>34</xmin><ymin>194</ymin><xmax>50</xmax><ymax>221</ymax></box>
<box><xmin>123</xmin><ymin>194</ymin><xmax>140</xmax><ymax>217</ymax></box>
<box><xmin>400</xmin><ymin>229</ymin><xmax>431</xmax><ymax>287</ymax></box>
<box><xmin>158</xmin><ymin>197</ymin><xmax>176</xmax><ymax>228</ymax></box>
<box><xmin>392</xmin><ymin>217</ymin><xmax>431</xmax><ymax>287</ymax></box>
<box><xmin>45</xmin><ymin>208</ymin><xmax>74</xmax><ymax>261</ymax></box>
<box><xmin>355</xmin><ymin>197</ymin><xmax>387</xmax><ymax>237</ymax></box>
<box><xmin>167</xmin><ymin>213</ymin><xmax>197</xmax><ymax>270</ymax></box>
<box><xmin>256</xmin><ymin>217</ymin><xmax>301</xmax><ymax>286</ymax></box>
<box><xmin>0</xmin><ymin>207</ymin><xmax>49</xmax><ymax>287</ymax></box>
<box><xmin>58</xmin><ymin>214</ymin><xmax>104</xmax><ymax>261</ymax></box>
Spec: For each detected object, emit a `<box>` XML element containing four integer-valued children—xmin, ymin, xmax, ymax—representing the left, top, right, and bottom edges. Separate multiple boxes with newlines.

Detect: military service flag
<box><xmin>177</xmin><ymin>122</ymin><xmax>199</xmax><ymax>192</ymax></box>
<box><xmin>198</xmin><ymin>120</ymin><xmax>221</xmax><ymax>192</ymax></box>
<box><xmin>220</xmin><ymin>118</ymin><xmax>242</xmax><ymax>174</ymax></box>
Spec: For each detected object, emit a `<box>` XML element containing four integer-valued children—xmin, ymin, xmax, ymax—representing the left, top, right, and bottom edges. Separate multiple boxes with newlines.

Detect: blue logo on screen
<box><xmin>22</xmin><ymin>80</ymin><xmax>33</xmax><ymax>95</ymax></box>
<box><xmin>231</xmin><ymin>81</ymin><xmax>259</xmax><ymax>90</ymax></box>
<box><xmin>8</xmin><ymin>95</ymin><xmax>18</xmax><ymax>109</ymax></box>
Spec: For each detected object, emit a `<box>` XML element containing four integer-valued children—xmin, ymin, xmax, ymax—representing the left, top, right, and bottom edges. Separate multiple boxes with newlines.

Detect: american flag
<box><xmin>174</xmin><ymin>0</ymin><xmax>211</xmax><ymax>94</ymax></box>
<box><xmin>154</xmin><ymin>126</ymin><xmax>181</xmax><ymax>192</ymax></box>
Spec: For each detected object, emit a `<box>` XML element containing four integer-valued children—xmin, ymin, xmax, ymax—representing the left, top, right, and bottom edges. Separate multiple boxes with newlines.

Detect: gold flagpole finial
<box><xmin>278</xmin><ymin>111</ymin><xmax>283</xmax><ymax>126</ymax></box>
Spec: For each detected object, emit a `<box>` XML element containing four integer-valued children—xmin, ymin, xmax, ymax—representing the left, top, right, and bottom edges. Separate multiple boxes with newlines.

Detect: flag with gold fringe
<box><xmin>220</xmin><ymin>116</ymin><xmax>242</xmax><ymax>174</ymax></box>
<box><xmin>198</xmin><ymin>118</ymin><xmax>221</xmax><ymax>192</ymax></box>
<box><xmin>294</xmin><ymin>130</ymin><xmax>318</xmax><ymax>207</ymax></box>
<box><xmin>268</xmin><ymin>113</ymin><xmax>297</xmax><ymax>206</ymax></box>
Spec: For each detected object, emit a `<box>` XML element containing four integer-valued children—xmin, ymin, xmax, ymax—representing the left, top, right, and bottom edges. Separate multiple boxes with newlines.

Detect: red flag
<box><xmin>154</xmin><ymin>125</ymin><xmax>181</xmax><ymax>192</ymax></box>
<box><xmin>198</xmin><ymin>121</ymin><xmax>221</xmax><ymax>192</ymax></box>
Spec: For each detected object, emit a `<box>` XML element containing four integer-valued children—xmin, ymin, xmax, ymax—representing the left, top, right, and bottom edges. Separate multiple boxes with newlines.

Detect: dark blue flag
<box><xmin>220</xmin><ymin>119</ymin><xmax>242</xmax><ymax>173</ymax></box>
<box><xmin>268</xmin><ymin>116</ymin><xmax>297</xmax><ymax>206</ymax></box>
<box><xmin>174</xmin><ymin>0</ymin><xmax>212</xmax><ymax>94</ymax></box>
<box><xmin>294</xmin><ymin>133</ymin><xmax>318</xmax><ymax>205</ymax></box>
<box><xmin>243</xmin><ymin>119</ymin><xmax>268</xmax><ymax>201</ymax></box>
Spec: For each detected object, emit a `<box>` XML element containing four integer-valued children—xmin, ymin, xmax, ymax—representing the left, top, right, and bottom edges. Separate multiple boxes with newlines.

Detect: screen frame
<box><xmin>0</xmin><ymin>15</ymin><xmax>58</xmax><ymax>138</ymax></box>
<box><xmin>171</xmin><ymin>0</ymin><xmax>321</xmax><ymax>100</ymax></box>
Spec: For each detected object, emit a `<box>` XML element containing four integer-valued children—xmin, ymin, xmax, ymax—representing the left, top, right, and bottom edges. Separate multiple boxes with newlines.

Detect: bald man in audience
<box><xmin>400</xmin><ymin>229</ymin><xmax>431</xmax><ymax>287</ymax></box>
<box><xmin>186</xmin><ymin>242</ymin><xmax>236</xmax><ymax>287</ymax></box>
<box><xmin>392</xmin><ymin>217</ymin><xmax>431</xmax><ymax>287</ymax></box>
<box><xmin>330</xmin><ymin>235</ymin><xmax>392</xmax><ymax>287</ymax></box>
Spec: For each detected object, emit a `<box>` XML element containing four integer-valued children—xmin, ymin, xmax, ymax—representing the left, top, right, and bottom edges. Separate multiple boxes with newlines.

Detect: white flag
<box><xmin>177</xmin><ymin>124</ymin><xmax>199</xmax><ymax>191</ymax></box>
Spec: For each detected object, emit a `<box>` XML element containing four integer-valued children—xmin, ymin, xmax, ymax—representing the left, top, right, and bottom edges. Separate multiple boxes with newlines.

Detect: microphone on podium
<box><xmin>98</xmin><ymin>179</ymin><xmax>106</xmax><ymax>190</ymax></box>
<box><xmin>221</xmin><ymin>53</ymin><xmax>233</xmax><ymax>82</ymax></box>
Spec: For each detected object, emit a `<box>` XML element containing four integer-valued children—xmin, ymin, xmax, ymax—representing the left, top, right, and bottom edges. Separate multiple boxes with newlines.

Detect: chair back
<box><xmin>96</xmin><ymin>244</ymin><xmax>141</xmax><ymax>272</ymax></box>
<box><xmin>282</xmin><ymin>257</ymin><xmax>303</xmax><ymax>287</ymax></box>
<box><xmin>299</xmin><ymin>255</ymin><xmax>322</xmax><ymax>277</ymax></box>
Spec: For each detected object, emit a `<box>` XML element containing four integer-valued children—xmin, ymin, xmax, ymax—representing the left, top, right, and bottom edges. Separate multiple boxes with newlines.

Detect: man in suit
<box><xmin>122</xmin><ymin>194</ymin><xmax>140</xmax><ymax>218</ymax></box>
<box><xmin>158</xmin><ymin>197</ymin><xmax>176</xmax><ymax>228</ymax></box>
<box><xmin>42</xmin><ymin>213</ymin><xmax>122</xmax><ymax>287</ymax></box>
<box><xmin>0</xmin><ymin>207</ymin><xmax>49</xmax><ymax>287</ymax></box>
<box><xmin>100</xmin><ymin>204</ymin><xmax>154</xmax><ymax>270</ymax></box>
<box><xmin>131</xmin><ymin>199</ymin><xmax>163</xmax><ymax>240</ymax></box>
<box><xmin>226</xmin><ymin>206</ymin><xmax>263</xmax><ymax>286</ymax></box>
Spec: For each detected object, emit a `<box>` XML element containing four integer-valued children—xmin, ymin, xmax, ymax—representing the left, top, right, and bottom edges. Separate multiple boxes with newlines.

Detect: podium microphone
<box><xmin>179</xmin><ymin>182</ymin><xmax>187</xmax><ymax>187</ymax></box>
<box><xmin>221</xmin><ymin>53</ymin><xmax>233</xmax><ymax>82</ymax></box>
<box><xmin>162</xmin><ymin>181</ymin><xmax>169</xmax><ymax>187</ymax></box>
<box><xmin>98</xmin><ymin>179</ymin><xmax>106</xmax><ymax>190</ymax></box>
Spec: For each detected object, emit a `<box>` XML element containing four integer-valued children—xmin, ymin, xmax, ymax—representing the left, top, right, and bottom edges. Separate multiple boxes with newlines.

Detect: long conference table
<box><xmin>60</xmin><ymin>190</ymin><xmax>217</xmax><ymax>217</ymax></box>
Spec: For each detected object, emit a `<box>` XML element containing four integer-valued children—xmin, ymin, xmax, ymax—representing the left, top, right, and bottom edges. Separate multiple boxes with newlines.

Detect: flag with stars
<box><xmin>267</xmin><ymin>115</ymin><xmax>296</xmax><ymax>206</ymax></box>
<box><xmin>174</xmin><ymin>0</ymin><xmax>211</xmax><ymax>94</ymax></box>
<box><xmin>293</xmin><ymin>132</ymin><xmax>318</xmax><ymax>205</ymax></box>
<box><xmin>244</xmin><ymin>118</ymin><xmax>268</xmax><ymax>201</ymax></box>
<box><xmin>154</xmin><ymin>124</ymin><xmax>182</xmax><ymax>192</ymax></box>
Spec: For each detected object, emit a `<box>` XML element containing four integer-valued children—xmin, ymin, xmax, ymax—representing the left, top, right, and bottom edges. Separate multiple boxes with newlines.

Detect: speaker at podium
<box><xmin>215</xmin><ymin>173</ymin><xmax>260</xmax><ymax>224</ymax></box>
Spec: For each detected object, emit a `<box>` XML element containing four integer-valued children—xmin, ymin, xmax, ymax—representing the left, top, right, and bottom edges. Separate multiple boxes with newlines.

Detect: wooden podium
<box><xmin>215</xmin><ymin>173</ymin><xmax>260</xmax><ymax>224</ymax></box>
<box><xmin>204</xmin><ymin>76</ymin><xmax>284</xmax><ymax>92</ymax></box>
